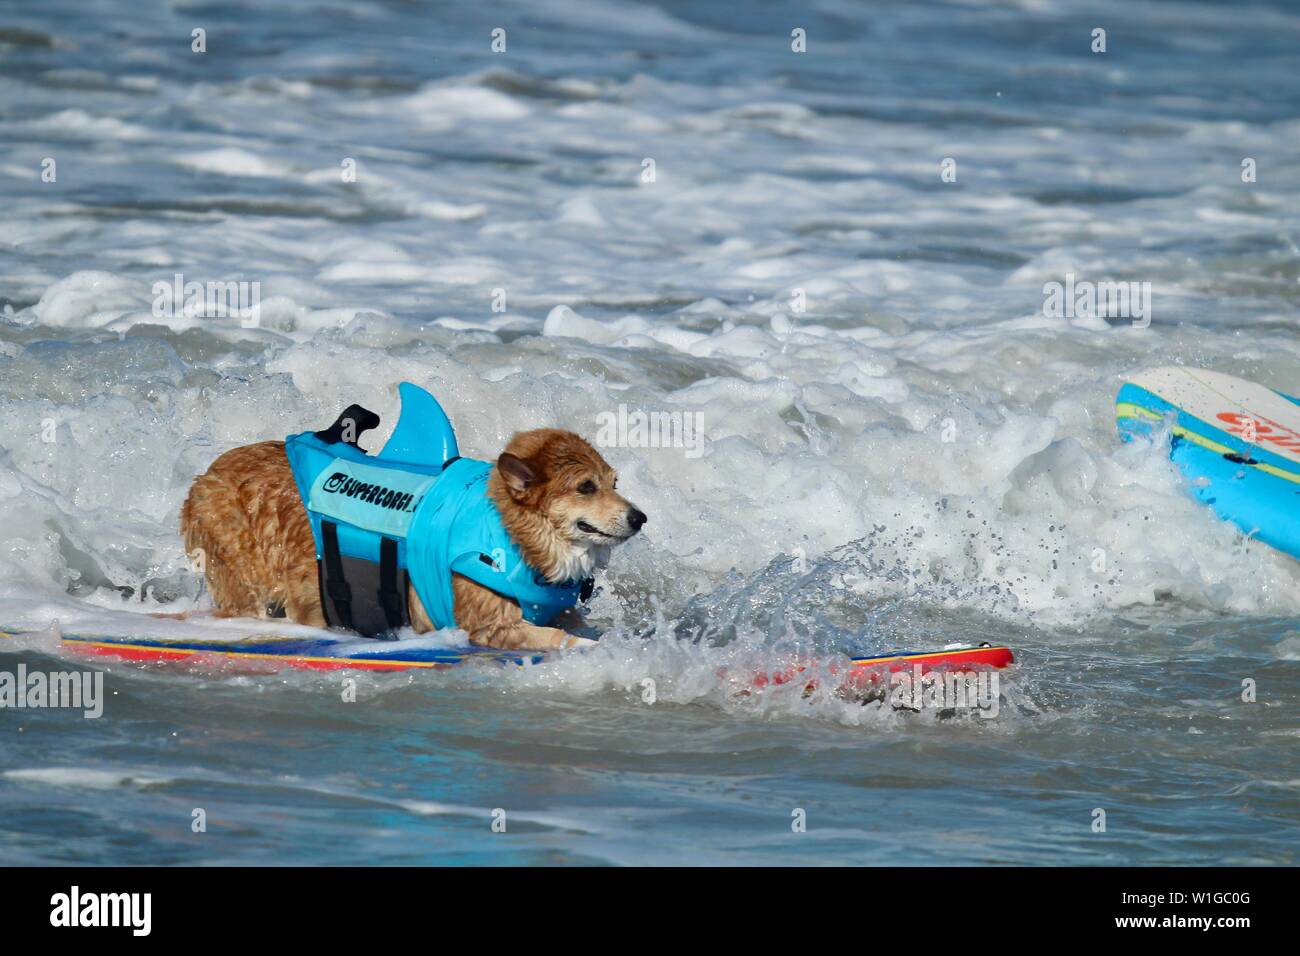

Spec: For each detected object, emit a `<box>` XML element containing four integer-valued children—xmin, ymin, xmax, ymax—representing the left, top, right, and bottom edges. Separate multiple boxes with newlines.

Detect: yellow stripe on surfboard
<box><xmin>1116</xmin><ymin>402</ymin><xmax>1300</xmax><ymax>487</ymax></box>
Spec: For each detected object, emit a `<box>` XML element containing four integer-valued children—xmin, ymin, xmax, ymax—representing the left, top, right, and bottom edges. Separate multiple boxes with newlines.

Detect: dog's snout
<box><xmin>627</xmin><ymin>508</ymin><xmax>647</xmax><ymax>532</ymax></box>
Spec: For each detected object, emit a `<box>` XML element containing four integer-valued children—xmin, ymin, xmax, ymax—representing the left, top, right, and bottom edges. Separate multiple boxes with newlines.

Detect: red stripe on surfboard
<box><xmin>842</xmin><ymin>645</ymin><xmax>1013</xmax><ymax>690</ymax></box>
<box><xmin>67</xmin><ymin>643</ymin><xmax>194</xmax><ymax>664</ymax></box>
<box><xmin>852</xmin><ymin>646</ymin><xmax>1014</xmax><ymax>673</ymax></box>
<box><xmin>749</xmin><ymin>646</ymin><xmax>1014</xmax><ymax>693</ymax></box>
<box><xmin>63</xmin><ymin>641</ymin><xmax>439</xmax><ymax>672</ymax></box>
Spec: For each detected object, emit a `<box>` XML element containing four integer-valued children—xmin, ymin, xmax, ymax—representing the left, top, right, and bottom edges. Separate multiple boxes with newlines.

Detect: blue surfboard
<box><xmin>1116</xmin><ymin>367</ymin><xmax>1300</xmax><ymax>561</ymax></box>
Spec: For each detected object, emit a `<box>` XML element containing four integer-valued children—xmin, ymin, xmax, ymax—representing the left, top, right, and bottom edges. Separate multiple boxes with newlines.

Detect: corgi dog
<box><xmin>179</xmin><ymin>426</ymin><xmax>645</xmax><ymax>651</ymax></box>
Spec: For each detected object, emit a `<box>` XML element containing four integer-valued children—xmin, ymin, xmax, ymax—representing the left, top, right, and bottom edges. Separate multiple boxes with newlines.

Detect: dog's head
<box><xmin>489</xmin><ymin>428</ymin><xmax>645</xmax><ymax>582</ymax></box>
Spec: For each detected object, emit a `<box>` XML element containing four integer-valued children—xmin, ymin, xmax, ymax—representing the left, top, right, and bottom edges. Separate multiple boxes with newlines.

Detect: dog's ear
<box><xmin>497</xmin><ymin>453</ymin><xmax>537</xmax><ymax>497</ymax></box>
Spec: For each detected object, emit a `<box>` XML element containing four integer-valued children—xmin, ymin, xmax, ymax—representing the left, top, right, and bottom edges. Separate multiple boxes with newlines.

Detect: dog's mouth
<box><xmin>575</xmin><ymin>520</ymin><xmax>618</xmax><ymax>538</ymax></box>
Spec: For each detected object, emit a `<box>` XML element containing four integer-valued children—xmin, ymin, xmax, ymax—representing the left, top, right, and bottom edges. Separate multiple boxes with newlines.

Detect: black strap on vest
<box><xmin>378</xmin><ymin>537</ymin><xmax>404</xmax><ymax>632</ymax></box>
<box><xmin>320</xmin><ymin>521</ymin><xmax>408</xmax><ymax>638</ymax></box>
<box><xmin>320</xmin><ymin>521</ymin><xmax>354</xmax><ymax>630</ymax></box>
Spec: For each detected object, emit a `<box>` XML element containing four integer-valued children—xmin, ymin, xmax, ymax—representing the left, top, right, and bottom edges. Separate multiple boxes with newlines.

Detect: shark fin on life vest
<box><xmin>376</xmin><ymin>381</ymin><xmax>460</xmax><ymax>467</ymax></box>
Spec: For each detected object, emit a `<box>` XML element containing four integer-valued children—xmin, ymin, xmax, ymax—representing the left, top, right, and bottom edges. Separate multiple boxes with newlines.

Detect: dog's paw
<box><xmin>561</xmin><ymin>636</ymin><xmax>598</xmax><ymax>651</ymax></box>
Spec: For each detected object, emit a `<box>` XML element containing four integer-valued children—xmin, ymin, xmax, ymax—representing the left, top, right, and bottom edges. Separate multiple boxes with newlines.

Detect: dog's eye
<box><xmin>577</xmin><ymin>480</ymin><xmax>597</xmax><ymax>495</ymax></box>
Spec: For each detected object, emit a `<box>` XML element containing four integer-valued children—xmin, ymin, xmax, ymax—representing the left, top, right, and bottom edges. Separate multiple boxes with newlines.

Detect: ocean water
<box><xmin>1</xmin><ymin>0</ymin><xmax>1299</xmax><ymax>865</ymax></box>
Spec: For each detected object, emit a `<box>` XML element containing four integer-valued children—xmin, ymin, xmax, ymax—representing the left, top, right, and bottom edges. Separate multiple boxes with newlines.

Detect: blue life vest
<box><xmin>283</xmin><ymin>383</ymin><xmax>589</xmax><ymax>637</ymax></box>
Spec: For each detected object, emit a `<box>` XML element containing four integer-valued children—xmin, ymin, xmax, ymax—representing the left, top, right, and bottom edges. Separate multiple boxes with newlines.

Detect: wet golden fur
<box><xmin>180</xmin><ymin>428</ymin><xmax>643</xmax><ymax>650</ymax></box>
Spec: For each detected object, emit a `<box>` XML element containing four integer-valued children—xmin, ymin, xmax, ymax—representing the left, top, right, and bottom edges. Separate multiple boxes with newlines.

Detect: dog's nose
<box><xmin>627</xmin><ymin>508</ymin><xmax>647</xmax><ymax>532</ymax></box>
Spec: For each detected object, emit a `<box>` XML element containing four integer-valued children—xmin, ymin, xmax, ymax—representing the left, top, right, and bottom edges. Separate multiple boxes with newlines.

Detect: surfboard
<box><xmin>745</xmin><ymin>643</ymin><xmax>1014</xmax><ymax>696</ymax></box>
<box><xmin>0</xmin><ymin>627</ymin><xmax>1013</xmax><ymax>691</ymax></box>
<box><xmin>0</xmin><ymin>628</ymin><xmax>537</xmax><ymax>672</ymax></box>
<box><xmin>1116</xmin><ymin>366</ymin><xmax>1300</xmax><ymax>560</ymax></box>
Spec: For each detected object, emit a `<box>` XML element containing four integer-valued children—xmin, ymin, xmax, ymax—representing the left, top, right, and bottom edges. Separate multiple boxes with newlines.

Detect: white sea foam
<box><xmin>3</xmin><ymin>768</ymin><xmax>172</xmax><ymax>789</ymax></box>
